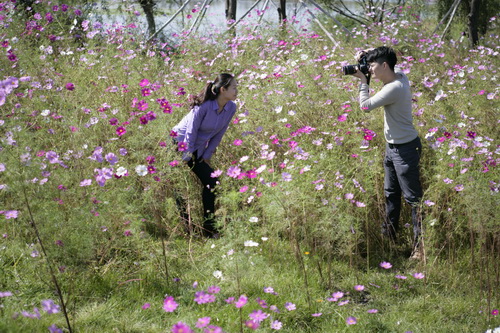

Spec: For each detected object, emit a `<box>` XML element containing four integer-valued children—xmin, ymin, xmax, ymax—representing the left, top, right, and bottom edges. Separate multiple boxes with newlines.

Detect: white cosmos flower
<box><xmin>256</xmin><ymin>164</ymin><xmax>266</xmax><ymax>173</ymax></box>
<box><xmin>244</xmin><ymin>240</ymin><xmax>259</xmax><ymax>247</ymax></box>
<box><xmin>116</xmin><ymin>166</ymin><xmax>127</xmax><ymax>177</ymax></box>
<box><xmin>249</xmin><ymin>217</ymin><xmax>259</xmax><ymax>223</ymax></box>
<box><xmin>213</xmin><ymin>270</ymin><xmax>223</xmax><ymax>280</ymax></box>
<box><xmin>135</xmin><ymin>165</ymin><xmax>148</xmax><ymax>176</ymax></box>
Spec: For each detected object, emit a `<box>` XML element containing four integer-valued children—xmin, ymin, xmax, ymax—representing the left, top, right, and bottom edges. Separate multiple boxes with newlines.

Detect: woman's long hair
<box><xmin>189</xmin><ymin>73</ymin><xmax>234</xmax><ymax>108</ymax></box>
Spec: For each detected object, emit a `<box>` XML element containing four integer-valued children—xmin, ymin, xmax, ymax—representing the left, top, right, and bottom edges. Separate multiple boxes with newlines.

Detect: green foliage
<box><xmin>438</xmin><ymin>0</ymin><xmax>500</xmax><ymax>36</ymax></box>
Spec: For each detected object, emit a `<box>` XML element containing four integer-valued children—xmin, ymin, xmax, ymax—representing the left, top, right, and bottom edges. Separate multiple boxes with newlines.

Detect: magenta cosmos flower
<box><xmin>116</xmin><ymin>126</ymin><xmax>126</xmax><ymax>136</ymax></box>
<box><xmin>171</xmin><ymin>322</ymin><xmax>193</xmax><ymax>333</ymax></box>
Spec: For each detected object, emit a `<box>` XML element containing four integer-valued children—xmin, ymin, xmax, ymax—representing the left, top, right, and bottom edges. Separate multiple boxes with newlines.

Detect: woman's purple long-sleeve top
<box><xmin>172</xmin><ymin>99</ymin><xmax>237</xmax><ymax>161</ymax></box>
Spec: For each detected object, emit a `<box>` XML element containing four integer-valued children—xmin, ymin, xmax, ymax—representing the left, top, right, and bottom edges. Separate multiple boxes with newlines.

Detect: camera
<box><xmin>342</xmin><ymin>56</ymin><xmax>370</xmax><ymax>76</ymax></box>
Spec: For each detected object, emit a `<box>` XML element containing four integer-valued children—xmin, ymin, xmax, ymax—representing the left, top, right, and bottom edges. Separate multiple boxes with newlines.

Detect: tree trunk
<box><xmin>278</xmin><ymin>0</ymin><xmax>287</xmax><ymax>22</ymax></box>
<box><xmin>138</xmin><ymin>0</ymin><xmax>156</xmax><ymax>37</ymax></box>
<box><xmin>225</xmin><ymin>0</ymin><xmax>237</xmax><ymax>22</ymax></box>
<box><xmin>468</xmin><ymin>0</ymin><xmax>481</xmax><ymax>46</ymax></box>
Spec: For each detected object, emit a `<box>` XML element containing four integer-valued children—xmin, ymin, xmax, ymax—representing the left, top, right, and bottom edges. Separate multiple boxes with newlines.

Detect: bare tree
<box><xmin>137</xmin><ymin>0</ymin><xmax>157</xmax><ymax>36</ymax></box>
<box><xmin>278</xmin><ymin>0</ymin><xmax>287</xmax><ymax>22</ymax></box>
<box><xmin>467</xmin><ymin>0</ymin><xmax>481</xmax><ymax>46</ymax></box>
<box><xmin>316</xmin><ymin>0</ymin><xmax>405</xmax><ymax>25</ymax></box>
<box><xmin>226</xmin><ymin>0</ymin><xmax>237</xmax><ymax>22</ymax></box>
<box><xmin>437</xmin><ymin>0</ymin><xmax>499</xmax><ymax>46</ymax></box>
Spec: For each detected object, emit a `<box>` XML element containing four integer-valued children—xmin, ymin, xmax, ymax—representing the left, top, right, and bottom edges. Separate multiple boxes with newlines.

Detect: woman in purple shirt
<box><xmin>172</xmin><ymin>73</ymin><xmax>238</xmax><ymax>238</ymax></box>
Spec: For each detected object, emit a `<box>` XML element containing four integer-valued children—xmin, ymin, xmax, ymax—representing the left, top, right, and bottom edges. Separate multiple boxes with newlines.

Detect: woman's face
<box><xmin>220</xmin><ymin>79</ymin><xmax>238</xmax><ymax>101</ymax></box>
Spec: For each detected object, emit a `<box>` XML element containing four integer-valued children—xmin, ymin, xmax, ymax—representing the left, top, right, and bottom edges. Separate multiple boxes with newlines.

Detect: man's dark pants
<box><xmin>383</xmin><ymin>136</ymin><xmax>423</xmax><ymax>247</ymax></box>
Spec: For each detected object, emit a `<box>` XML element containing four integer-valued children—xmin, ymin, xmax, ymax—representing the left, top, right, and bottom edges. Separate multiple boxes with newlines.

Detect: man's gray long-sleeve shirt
<box><xmin>359</xmin><ymin>71</ymin><xmax>418</xmax><ymax>144</ymax></box>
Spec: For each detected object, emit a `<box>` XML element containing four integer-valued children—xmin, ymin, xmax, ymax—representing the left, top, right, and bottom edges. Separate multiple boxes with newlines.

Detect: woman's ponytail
<box><xmin>189</xmin><ymin>73</ymin><xmax>234</xmax><ymax>109</ymax></box>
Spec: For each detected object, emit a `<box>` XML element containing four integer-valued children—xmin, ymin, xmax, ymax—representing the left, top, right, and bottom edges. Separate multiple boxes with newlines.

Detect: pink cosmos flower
<box><xmin>137</xmin><ymin>100</ymin><xmax>148</xmax><ymax>111</ymax></box>
<box><xmin>338</xmin><ymin>114</ymin><xmax>347</xmax><ymax>122</ymax></box>
<box><xmin>171</xmin><ymin>322</ymin><xmax>193</xmax><ymax>333</ymax></box>
<box><xmin>412</xmin><ymin>272</ymin><xmax>425</xmax><ymax>279</ymax></box>
<box><xmin>270</xmin><ymin>320</ymin><xmax>282</xmax><ymax>330</ymax></box>
<box><xmin>163</xmin><ymin>296</ymin><xmax>178</xmax><ymax>312</ymax></box>
<box><xmin>249</xmin><ymin>309</ymin><xmax>269</xmax><ymax>322</ymax></box>
<box><xmin>235</xmin><ymin>295</ymin><xmax>248</xmax><ymax>308</ymax></box>
<box><xmin>246</xmin><ymin>169</ymin><xmax>257</xmax><ymax>178</ymax></box>
<box><xmin>332</xmin><ymin>291</ymin><xmax>344</xmax><ymax>298</ymax></box>
<box><xmin>80</xmin><ymin>179</ymin><xmax>92</xmax><ymax>186</ymax></box>
<box><xmin>65</xmin><ymin>82</ymin><xmax>75</xmax><ymax>91</ymax></box>
<box><xmin>227</xmin><ymin>166</ymin><xmax>241</xmax><ymax>178</ymax></box>
<box><xmin>194</xmin><ymin>291</ymin><xmax>212</xmax><ymax>304</ymax></box>
<box><xmin>196</xmin><ymin>317</ymin><xmax>210</xmax><ymax>328</ymax></box>
<box><xmin>207</xmin><ymin>286</ymin><xmax>220</xmax><ymax>294</ymax></box>
<box><xmin>141</xmin><ymin>303</ymin><xmax>150</xmax><ymax>309</ymax></box>
<box><xmin>3</xmin><ymin>210</ymin><xmax>18</xmax><ymax>219</ymax></box>
<box><xmin>346</xmin><ymin>316</ymin><xmax>357</xmax><ymax>325</ymax></box>
<box><xmin>177</xmin><ymin>142</ymin><xmax>187</xmax><ymax>152</ymax></box>
<box><xmin>380</xmin><ymin>261</ymin><xmax>392</xmax><ymax>269</ymax></box>
<box><xmin>245</xmin><ymin>320</ymin><xmax>259</xmax><ymax>330</ymax></box>
<box><xmin>211</xmin><ymin>170</ymin><xmax>222</xmax><ymax>178</ymax></box>
<box><xmin>354</xmin><ymin>285</ymin><xmax>365</xmax><ymax>291</ymax></box>
<box><xmin>41</xmin><ymin>300</ymin><xmax>60</xmax><ymax>314</ymax></box>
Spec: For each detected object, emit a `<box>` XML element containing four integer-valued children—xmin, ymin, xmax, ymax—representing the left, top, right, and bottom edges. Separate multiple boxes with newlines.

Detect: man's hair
<box><xmin>365</xmin><ymin>46</ymin><xmax>397</xmax><ymax>71</ymax></box>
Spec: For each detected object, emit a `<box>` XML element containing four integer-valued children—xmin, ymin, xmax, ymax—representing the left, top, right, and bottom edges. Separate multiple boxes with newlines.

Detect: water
<box><xmin>94</xmin><ymin>0</ymin><xmax>432</xmax><ymax>40</ymax></box>
<box><xmin>95</xmin><ymin>0</ymin><xmax>323</xmax><ymax>38</ymax></box>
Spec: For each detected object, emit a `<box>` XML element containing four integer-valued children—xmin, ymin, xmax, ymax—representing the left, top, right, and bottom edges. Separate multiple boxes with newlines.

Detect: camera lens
<box><xmin>342</xmin><ymin>65</ymin><xmax>357</xmax><ymax>75</ymax></box>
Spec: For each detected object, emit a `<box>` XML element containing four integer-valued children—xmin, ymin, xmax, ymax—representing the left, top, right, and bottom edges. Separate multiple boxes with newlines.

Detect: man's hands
<box><xmin>352</xmin><ymin>49</ymin><xmax>374</xmax><ymax>84</ymax></box>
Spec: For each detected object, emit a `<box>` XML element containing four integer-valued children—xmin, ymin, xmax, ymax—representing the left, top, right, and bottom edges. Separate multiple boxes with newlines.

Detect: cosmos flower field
<box><xmin>0</xmin><ymin>1</ymin><xmax>499</xmax><ymax>332</ymax></box>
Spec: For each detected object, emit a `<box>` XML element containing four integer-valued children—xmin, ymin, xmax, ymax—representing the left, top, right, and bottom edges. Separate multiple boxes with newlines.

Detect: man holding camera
<box><xmin>351</xmin><ymin>46</ymin><xmax>424</xmax><ymax>260</ymax></box>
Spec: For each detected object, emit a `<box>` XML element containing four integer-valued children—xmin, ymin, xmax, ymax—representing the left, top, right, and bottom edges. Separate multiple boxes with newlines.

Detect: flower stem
<box><xmin>22</xmin><ymin>187</ymin><xmax>73</xmax><ymax>333</ymax></box>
